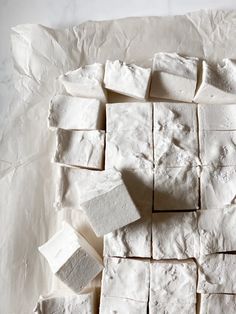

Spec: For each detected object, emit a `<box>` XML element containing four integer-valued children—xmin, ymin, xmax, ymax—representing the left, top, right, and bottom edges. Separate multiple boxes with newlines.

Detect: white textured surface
<box><xmin>99</xmin><ymin>296</ymin><xmax>147</xmax><ymax>314</ymax></box>
<box><xmin>150</xmin><ymin>52</ymin><xmax>198</xmax><ymax>102</ymax></box>
<box><xmin>53</xmin><ymin>129</ymin><xmax>105</xmax><ymax>169</ymax></box>
<box><xmin>200</xmin><ymin>294</ymin><xmax>236</xmax><ymax>314</ymax></box>
<box><xmin>104</xmin><ymin>60</ymin><xmax>151</xmax><ymax>99</ymax></box>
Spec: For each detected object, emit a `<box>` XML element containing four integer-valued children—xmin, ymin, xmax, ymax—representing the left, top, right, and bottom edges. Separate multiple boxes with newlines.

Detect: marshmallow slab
<box><xmin>201</xmin><ymin>166</ymin><xmax>236</xmax><ymax>209</ymax></box>
<box><xmin>34</xmin><ymin>291</ymin><xmax>94</xmax><ymax>314</ymax></box>
<box><xmin>53</xmin><ymin>129</ymin><xmax>105</xmax><ymax>169</ymax></box>
<box><xmin>150</xmin><ymin>52</ymin><xmax>198</xmax><ymax>102</ymax></box>
<box><xmin>152</xmin><ymin>212</ymin><xmax>199</xmax><ymax>259</ymax></box>
<box><xmin>106</xmin><ymin>102</ymin><xmax>152</xmax><ymax>132</ymax></box>
<box><xmin>99</xmin><ymin>296</ymin><xmax>147</xmax><ymax>314</ymax></box>
<box><xmin>200</xmin><ymin>130</ymin><xmax>236</xmax><ymax>166</ymax></box>
<box><xmin>104</xmin><ymin>60</ymin><xmax>151</xmax><ymax>99</ymax></box>
<box><xmin>198</xmin><ymin>206</ymin><xmax>236</xmax><ymax>255</ymax></box>
<box><xmin>58</xmin><ymin>63</ymin><xmax>107</xmax><ymax>103</ymax></box>
<box><xmin>150</xmin><ymin>260</ymin><xmax>197</xmax><ymax>314</ymax></box>
<box><xmin>200</xmin><ymin>294</ymin><xmax>236</xmax><ymax>314</ymax></box>
<box><xmin>105</xmin><ymin>129</ymin><xmax>153</xmax><ymax>170</ymax></box>
<box><xmin>198</xmin><ymin>254</ymin><xmax>236</xmax><ymax>293</ymax></box>
<box><xmin>194</xmin><ymin>59</ymin><xmax>236</xmax><ymax>105</ymax></box>
<box><xmin>48</xmin><ymin>95</ymin><xmax>104</xmax><ymax>130</ymax></box>
<box><xmin>198</xmin><ymin>104</ymin><xmax>236</xmax><ymax>131</ymax></box>
<box><xmin>154</xmin><ymin>166</ymin><xmax>199</xmax><ymax>210</ymax></box>
<box><xmin>38</xmin><ymin>223</ymin><xmax>103</xmax><ymax>293</ymax></box>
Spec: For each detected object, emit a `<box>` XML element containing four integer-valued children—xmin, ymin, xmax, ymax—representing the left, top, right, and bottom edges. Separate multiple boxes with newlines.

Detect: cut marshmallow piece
<box><xmin>154</xmin><ymin>166</ymin><xmax>199</xmax><ymax>210</ymax></box>
<box><xmin>106</xmin><ymin>102</ymin><xmax>152</xmax><ymax>132</ymax></box>
<box><xmin>198</xmin><ymin>206</ymin><xmax>236</xmax><ymax>255</ymax></box>
<box><xmin>201</xmin><ymin>166</ymin><xmax>236</xmax><ymax>209</ymax></box>
<box><xmin>200</xmin><ymin>130</ymin><xmax>236</xmax><ymax>166</ymax></box>
<box><xmin>194</xmin><ymin>59</ymin><xmax>236</xmax><ymax>105</ymax></box>
<box><xmin>58</xmin><ymin>63</ymin><xmax>107</xmax><ymax>103</ymax></box>
<box><xmin>198</xmin><ymin>254</ymin><xmax>236</xmax><ymax>293</ymax></box>
<box><xmin>48</xmin><ymin>95</ymin><xmax>104</xmax><ymax>130</ymax></box>
<box><xmin>53</xmin><ymin>129</ymin><xmax>105</xmax><ymax>169</ymax></box>
<box><xmin>150</xmin><ymin>52</ymin><xmax>198</xmax><ymax>102</ymax></box>
<box><xmin>152</xmin><ymin>212</ymin><xmax>199</xmax><ymax>259</ymax></box>
<box><xmin>34</xmin><ymin>291</ymin><xmax>94</xmax><ymax>314</ymax></box>
<box><xmin>104</xmin><ymin>60</ymin><xmax>151</xmax><ymax>99</ymax></box>
<box><xmin>150</xmin><ymin>260</ymin><xmax>197</xmax><ymax>314</ymax></box>
<box><xmin>200</xmin><ymin>294</ymin><xmax>236</xmax><ymax>314</ymax></box>
<box><xmin>100</xmin><ymin>257</ymin><xmax>149</xmax><ymax>313</ymax></box>
<box><xmin>38</xmin><ymin>222</ymin><xmax>103</xmax><ymax>293</ymax></box>
<box><xmin>198</xmin><ymin>104</ymin><xmax>236</xmax><ymax>131</ymax></box>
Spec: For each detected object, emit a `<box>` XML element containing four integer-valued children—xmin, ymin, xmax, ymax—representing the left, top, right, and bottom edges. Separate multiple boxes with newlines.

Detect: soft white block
<box><xmin>106</xmin><ymin>102</ymin><xmax>152</xmax><ymax>132</ymax></box>
<box><xmin>38</xmin><ymin>223</ymin><xmax>103</xmax><ymax>293</ymax></box>
<box><xmin>198</xmin><ymin>206</ymin><xmax>236</xmax><ymax>255</ymax></box>
<box><xmin>200</xmin><ymin>294</ymin><xmax>236</xmax><ymax>314</ymax></box>
<box><xmin>105</xmin><ymin>129</ymin><xmax>153</xmax><ymax>170</ymax></box>
<box><xmin>150</xmin><ymin>52</ymin><xmax>198</xmax><ymax>102</ymax></box>
<box><xmin>154</xmin><ymin>166</ymin><xmax>199</xmax><ymax>210</ymax></box>
<box><xmin>99</xmin><ymin>296</ymin><xmax>147</xmax><ymax>314</ymax></box>
<box><xmin>104</xmin><ymin>60</ymin><xmax>151</xmax><ymax>99</ymax></box>
<box><xmin>200</xmin><ymin>130</ymin><xmax>236</xmax><ymax>166</ymax></box>
<box><xmin>104</xmin><ymin>216</ymin><xmax>151</xmax><ymax>258</ymax></box>
<box><xmin>34</xmin><ymin>291</ymin><xmax>94</xmax><ymax>314</ymax></box>
<box><xmin>101</xmin><ymin>257</ymin><xmax>150</xmax><ymax>302</ymax></box>
<box><xmin>198</xmin><ymin>254</ymin><xmax>236</xmax><ymax>293</ymax></box>
<box><xmin>58</xmin><ymin>63</ymin><xmax>107</xmax><ymax>103</ymax></box>
<box><xmin>152</xmin><ymin>212</ymin><xmax>199</xmax><ymax>259</ymax></box>
<box><xmin>80</xmin><ymin>180</ymin><xmax>141</xmax><ymax>237</ymax></box>
<box><xmin>201</xmin><ymin>166</ymin><xmax>236</xmax><ymax>209</ymax></box>
<box><xmin>198</xmin><ymin>104</ymin><xmax>236</xmax><ymax>131</ymax></box>
<box><xmin>48</xmin><ymin>95</ymin><xmax>104</xmax><ymax>130</ymax></box>
<box><xmin>150</xmin><ymin>260</ymin><xmax>197</xmax><ymax>314</ymax></box>
<box><xmin>194</xmin><ymin>59</ymin><xmax>236</xmax><ymax>105</ymax></box>
<box><xmin>53</xmin><ymin>129</ymin><xmax>105</xmax><ymax>169</ymax></box>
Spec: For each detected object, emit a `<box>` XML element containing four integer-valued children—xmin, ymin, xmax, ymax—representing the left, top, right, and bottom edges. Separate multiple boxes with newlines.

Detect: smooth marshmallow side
<box><xmin>104</xmin><ymin>60</ymin><xmax>151</xmax><ymax>99</ymax></box>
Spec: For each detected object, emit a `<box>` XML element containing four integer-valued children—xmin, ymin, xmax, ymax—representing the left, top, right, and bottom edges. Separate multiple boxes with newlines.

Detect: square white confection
<box><xmin>55</xmin><ymin>167</ymin><xmax>123</xmax><ymax>210</ymax></box>
<box><xmin>105</xmin><ymin>130</ymin><xmax>153</xmax><ymax>170</ymax></box>
<box><xmin>149</xmin><ymin>260</ymin><xmax>197</xmax><ymax>314</ymax></box>
<box><xmin>99</xmin><ymin>296</ymin><xmax>147</xmax><ymax>314</ymax></box>
<box><xmin>34</xmin><ymin>291</ymin><xmax>94</xmax><ymax>314</ymax></box>
<box><xmin>101</xmin><ymin>257</ymin><xmax>150</xmax><ymax>302</ymax></box>
<box><xmin>198</xmin><ymin>104</ymin><xmax>236</xmax><ymax>131</ymax></box>
<box><xmin>58</xmin><ymin>63</ymin><xmax>107</xmax><ymax>103</ymax></box>
<box><xmin>200</xmin><ymin>294</ymin><xmax>236</xmax><ymax>314</ymax></box>
<box><xmin>198</xmin><ymin>254</ymin><xmax>236</xmax><ymax>293</ymax></box>
<box><xmin>150</xmin><ymin>52</ymin><xmax>198</xmax><ymax>102</ymax></box>
<box><xmin>194</xmin><ymin>59</ymin><xmax>236</xmax><ymax>105</ymax></box>
<box><xmin>201</xmin><ymin>166</ymin><xmax>236</xmax><ymax>209</ymax></box>
<box><xmin>80</xmin><ymin>178</ymin><xmax>141</xmax><ymax>237</ymax></box>
<box><xmin>106</xmin><ymin>102</ymin><xmax>152</xmax><ymax>133</ymax></box>
<box><xmin>48</xmin><ymin>95</ymin><xmax>104</xmax><ymax>130</ymax></box>
<box><xmin>198</xmin><ymin>206</ymin><xmax>236</xmax><ymax>255</ymax></box>
<box><xmin>200</xmin><ymin>130</ymin><xmax>236</xmax><ymax>166</ymax></box>
<box><xmin>38</xmin><ymin>222</ymin><xmax>103</xmax><ymax>293</ymax></box>
<box><xmin>154</xmin><ymin>166</ymin><xmax>199</xmax><ymax>210</ymax></box>
<box><xmin>104</xmin><ymin>60</ymin><xmax>151</xmax><ymax>99</ymax></box>
<box><xmin>104</xmin><ymin>216</ymin><xmax>151</xmax><ymax>258</ymax></box>
<box><xmin>152</xmin><ymin>212</ymin><xmax>199</xmax><ymax>260</ymax></box>
<box><xmin>53</xmin><ymin>129</ymin><xmax>105</xmax><ymax>169</ymax></box>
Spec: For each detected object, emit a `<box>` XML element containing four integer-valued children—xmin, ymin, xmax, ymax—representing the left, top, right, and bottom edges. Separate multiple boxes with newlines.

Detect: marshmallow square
<box><xmin>99</xmin><ymin>296</ymin><xmax>147</xmax><ymax>314</ymax></box>
<box><xmin>201</xmin><ymin>166</ymin><xmax>236</xmax><ymax>209</ymax></box>
<box><xmin>152</xmin><ymin>212</ymin><xmax>199</xmax><ymax>259</ymax></box>
<box><xmin>149</xmin><ymin>260</ymin><xmax>197</xmax><ymax>314</ymax></box>
<box><xmin>198</xmin><ymin>254</ymin><xmax>236</xmax><ymax>293</ymax></box>
<box><xmin>154</xmin><ymin>166</ymin><xmax>199</xmax><ymax>210</ymax></box>
<box><xmin>58</xmin><ymin>63</ymin><xmax>107</xmax><ymax>103</ymax></box>
<box><xmin>150</xmin><ymin>53</ymin><xmax>198</xmax><ymax>102</ymax></box>
<box><xmin>48</xmin><ymin>95</ymin><xmax>104</xmax><ymax>130</ymax></box>
<box><xmin>104</xmin><ymin>60</ymin><xmax>151</xmax><ymax>99</ymax></box>
<box><xmin>53</xmin><ymin>129</ymin><xmax>105</xmax><ymax>169</ymax></box>
<box><xmin>38</xmin><ymin>223</ymin><xmax>103</xmax><ymax>293</ymax></box>
<box><xmin>200</xmin><ymin>294</ymin><xmax>236</xmax><ymax>314</ymax></box>
<box><xmin>200</xmin><ymin>130</ymin><xmax>236</xmax><ymax>166</ymax></box>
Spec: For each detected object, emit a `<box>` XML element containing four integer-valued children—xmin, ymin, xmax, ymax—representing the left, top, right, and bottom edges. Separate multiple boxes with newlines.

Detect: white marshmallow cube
<box><xmin>200</xmin><ymin>294</ymin><xmax>236</xmax><ymax>314</ymax></box>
